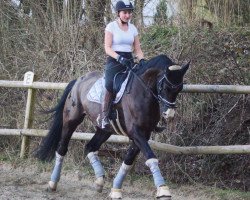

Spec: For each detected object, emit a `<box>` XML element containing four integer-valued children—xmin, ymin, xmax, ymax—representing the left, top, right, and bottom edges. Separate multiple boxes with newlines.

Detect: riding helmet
<box><xmin>115</xmin><ymin>0</ymin><xmax>134</xmax><ymax>12</ymax></box>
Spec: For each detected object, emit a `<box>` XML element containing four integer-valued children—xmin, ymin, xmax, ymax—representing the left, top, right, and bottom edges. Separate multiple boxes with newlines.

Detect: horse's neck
<box><xmin>140</xmin><ymin>68</ymin><xmax>162</xmax><ymax>89</ymax></box>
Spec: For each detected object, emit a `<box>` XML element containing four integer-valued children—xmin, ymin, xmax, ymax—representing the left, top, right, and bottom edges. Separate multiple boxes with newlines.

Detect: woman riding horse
<box><xmin>102</xmin><ymin>0</ymin><xmax>145</xmax><ymax>130</ymax></box>
<box><xmin>34</xmin><ymin>53</ymin><xmax>189</xmax><ymax>199</ymax></box>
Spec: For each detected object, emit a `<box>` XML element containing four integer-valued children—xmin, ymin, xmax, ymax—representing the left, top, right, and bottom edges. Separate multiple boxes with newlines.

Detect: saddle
<box><xmin>87</xmin><ymin>63</ymin><xmax>150</xmax><ymax>135</ymax></box>
<box><xmin>113</xmin><ymin>63</ymin><xmax>141</xmax><ymax>94</ymax></box>
<box><xmin>87</xmin><ymin>64</ymin><xmax>139</xmax><ymax>105</ymax></box>
<box><xmin>113</xmin><ymin>70</ymin><xmax>133</xmax><ymax>95</ymax></box>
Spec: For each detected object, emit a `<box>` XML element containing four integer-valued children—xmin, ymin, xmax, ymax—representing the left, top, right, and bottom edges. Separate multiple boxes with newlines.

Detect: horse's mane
<box><xmin>136</xmin><ymin>54</ymin><xmax>174</xmax><ymax>75</ymax></box>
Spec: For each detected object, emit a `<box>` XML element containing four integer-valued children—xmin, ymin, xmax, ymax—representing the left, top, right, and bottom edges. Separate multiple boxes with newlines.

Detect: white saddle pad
<box><xmin>87</xmin><ymin>75</ymin><xmax>130</xmax><ymax>104</ymax></box>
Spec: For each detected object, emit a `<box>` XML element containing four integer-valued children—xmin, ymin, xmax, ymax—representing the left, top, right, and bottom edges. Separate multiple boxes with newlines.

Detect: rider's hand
<box><xmin>117</xmin><ymin>55</ymin><xmax>131</xmax><ymax>68</ymax></box>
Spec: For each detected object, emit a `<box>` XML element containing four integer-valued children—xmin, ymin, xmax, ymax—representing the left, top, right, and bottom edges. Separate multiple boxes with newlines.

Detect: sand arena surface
<box><xmin>0</xmin><ymin>161</ymin><xmax>242</xmax><ymax>200</ymax></box>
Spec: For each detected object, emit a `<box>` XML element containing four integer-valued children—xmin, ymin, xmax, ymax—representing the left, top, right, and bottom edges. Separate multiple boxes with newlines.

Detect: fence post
<box><xmin>20</xmin><ymin>71</ymin><xmax>36</xmax><ymax>158</ymax></box>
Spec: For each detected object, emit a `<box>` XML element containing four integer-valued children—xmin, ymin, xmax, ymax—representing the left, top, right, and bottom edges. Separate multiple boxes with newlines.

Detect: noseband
<box><xmin>157</xmin><ymin>74</ymin><xmax>183</xmax><ymax>109</ymax></box>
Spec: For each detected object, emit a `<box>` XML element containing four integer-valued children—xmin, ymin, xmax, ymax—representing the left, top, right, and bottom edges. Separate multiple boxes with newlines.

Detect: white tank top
<box><xmin>105</xmin><ymin>21</ymin><xmax>138</xmax><ymax>52</ymax></box>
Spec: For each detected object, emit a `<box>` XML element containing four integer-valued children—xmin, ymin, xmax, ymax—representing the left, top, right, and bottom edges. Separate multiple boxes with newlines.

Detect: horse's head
<box><xmin>157</xmin><ymin>61</ymin><xmax>190</xmax><ymax>120</ymax></box>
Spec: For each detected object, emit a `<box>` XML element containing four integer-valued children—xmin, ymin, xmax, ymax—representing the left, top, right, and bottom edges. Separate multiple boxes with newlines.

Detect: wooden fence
<box><xmin>1</xmin><ymin>74</ymin><xmax>250</xmax><ymax>158</ymax></box>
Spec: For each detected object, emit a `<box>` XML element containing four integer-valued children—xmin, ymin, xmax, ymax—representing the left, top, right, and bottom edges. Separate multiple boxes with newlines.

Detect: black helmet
<box><xmin>115</xmin><ymin>0</ymin><xmax>134</xmax><ymax>12</ymax></box>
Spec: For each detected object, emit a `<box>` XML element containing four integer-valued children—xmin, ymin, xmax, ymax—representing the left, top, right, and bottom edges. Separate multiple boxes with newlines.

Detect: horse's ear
<box><xmin>181</xmin><ymin>60</ymin><xmax>191</xmax><ymax>75</ymax></box>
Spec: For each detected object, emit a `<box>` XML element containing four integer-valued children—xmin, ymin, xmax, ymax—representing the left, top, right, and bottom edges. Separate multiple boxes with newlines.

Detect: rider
<box><xmin>101</xmin><ymin>0</ymin><xmax>145</xmax><ymax>130</ymax></box>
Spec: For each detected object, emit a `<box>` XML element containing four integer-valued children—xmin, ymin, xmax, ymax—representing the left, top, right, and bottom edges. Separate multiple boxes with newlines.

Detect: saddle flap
<box><xmin>113</xmin><ymin>71</ymin><xmax>128</xmax><ymax>94</ymax></box>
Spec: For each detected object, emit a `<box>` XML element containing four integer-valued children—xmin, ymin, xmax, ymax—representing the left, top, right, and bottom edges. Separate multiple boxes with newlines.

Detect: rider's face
<box><xmin>119</xmin><ymin>10</ymin><xmax>132</xmax><ymax>22</ymax></box>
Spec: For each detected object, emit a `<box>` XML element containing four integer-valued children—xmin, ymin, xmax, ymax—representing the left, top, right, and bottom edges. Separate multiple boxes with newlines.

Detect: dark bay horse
<box><xmin>34</xmin><ymin>54</ymin><xmax>190</xmax><ymax>199</ymax></box>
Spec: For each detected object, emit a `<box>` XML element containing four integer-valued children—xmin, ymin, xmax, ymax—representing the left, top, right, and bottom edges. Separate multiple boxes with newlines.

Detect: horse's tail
<box><xmin>33</xmin><ymin>79</ymin><xmax>77</xmax><ymax>162</ymax></box>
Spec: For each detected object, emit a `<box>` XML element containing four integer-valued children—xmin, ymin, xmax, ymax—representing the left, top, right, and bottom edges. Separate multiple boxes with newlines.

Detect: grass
<box><xmin>213</xmin><ymin>188</ymin><xmax>250</xmax><ymax>200</ymax></box>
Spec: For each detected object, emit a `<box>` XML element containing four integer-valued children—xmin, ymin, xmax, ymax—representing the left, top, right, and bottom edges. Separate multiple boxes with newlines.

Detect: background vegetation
<box><xmin>0</xmin><ymin>0</ymin><xmax>249</xmax><ymax>192</ymax></box>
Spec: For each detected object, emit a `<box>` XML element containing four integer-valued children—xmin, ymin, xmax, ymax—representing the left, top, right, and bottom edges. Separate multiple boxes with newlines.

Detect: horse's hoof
<box><xmin>94</xmin><ymin>183</ymin><xmax>103</xmax><ymax>193</ymax></box>
<box><xmin>109</xmin><ymin>188</ymin><xmax>122</xmax><ymax>199</ymax></box>
<box><xmin>46</xmin><ymin>186</ymin><xmax>56</xmax><ymax>192</ymax></box>
<box><xmin>94</xmin><ymin>176</ymin><xmax>104</xmax><ymax>193</ymax></box>
<box><xmin>47</xmin><ymin>181</ymin><xmax>57</xmax><ymax>192</ymax></box>
<box><xmin>156</xmin><ymin>186</ymin><xmax>171</xmax><ymax>199</ymax></box>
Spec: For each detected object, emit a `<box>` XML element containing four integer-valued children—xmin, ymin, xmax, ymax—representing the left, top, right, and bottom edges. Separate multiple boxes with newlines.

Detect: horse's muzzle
<box><xmin>162</xmin><ymin>108</ymin><xmax>175</xmax><ymax>120</ymax></box>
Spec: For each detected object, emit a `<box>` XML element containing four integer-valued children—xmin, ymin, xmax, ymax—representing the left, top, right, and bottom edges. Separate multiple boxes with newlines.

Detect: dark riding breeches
<box><xmin>104</xmin><ymin>52</ymin><xmax>133</xmax><ymax>93</ymax></box>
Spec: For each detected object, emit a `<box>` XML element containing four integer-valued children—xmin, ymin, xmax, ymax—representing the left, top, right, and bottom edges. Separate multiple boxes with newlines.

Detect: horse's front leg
<box><xmin>109</xmin><ymin>142</ymin><xmax>140</xmax><ymax>199</ymax></box>
<box><xmin>133</xmin><ymin>127</ymin><xmax>171</xmax><ymax>200</ymax></box>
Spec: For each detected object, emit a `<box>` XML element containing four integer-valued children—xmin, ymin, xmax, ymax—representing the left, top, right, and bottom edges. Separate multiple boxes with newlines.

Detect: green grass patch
<box><xmin>213</xmin><ymin>188</ymin><xmax>250</xmax><ymax>200</ymax></box>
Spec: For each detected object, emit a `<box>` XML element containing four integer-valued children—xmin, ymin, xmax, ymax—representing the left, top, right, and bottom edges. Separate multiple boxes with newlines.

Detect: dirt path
<box><xmin>0</xmin><ymin>161</ymin><xmax>245</xmax><ymax>200</ymax></box>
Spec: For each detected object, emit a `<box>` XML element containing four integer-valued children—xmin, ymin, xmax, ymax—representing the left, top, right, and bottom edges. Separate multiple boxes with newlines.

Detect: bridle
<box><xmin>157</xmin><ymin>74</ymin><xmax>183</xmax><ymax>109</ymax></box>
<box><xmin>128</xmin><ymin>63</ymin><xmax>183</xmax><ymax>109</ymax></box>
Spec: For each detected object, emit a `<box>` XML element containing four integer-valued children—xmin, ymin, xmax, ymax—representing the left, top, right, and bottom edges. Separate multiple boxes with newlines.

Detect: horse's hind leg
<box><xmin>48</xmin><ymin>109</ymin><xmax>85</xmax><ymax>192</ymax></box>
<box><xmin>110</xmin><ymin>142</ymin><xmax>140</xmax><ymax>199</ymax></box>
<box><xmin>85</xmin><ymin>127</ymin><xmax>112</xmax><ymax>193</ymax></box>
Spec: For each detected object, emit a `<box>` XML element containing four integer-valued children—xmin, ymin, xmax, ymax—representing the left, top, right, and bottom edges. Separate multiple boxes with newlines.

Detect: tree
<box><xmin>83</xmin><ymin>0</ymin><xmax>107</xmax><ymax>50</ymax></box>
<box><xmin>153</xmin><ymin>0</ymin><xmax>168</xmax><ymax>25</ymax></box>
<box><xmin>205</xmin><ymin>0</ymin><xmax>250</xmax><ymax>26</ymax></box>
<box><xmin>19</xmin><ymin>0</ymin><xmax>64</xmax><ymax>26</ymax></box>
<box><xmin>179</xmin><ymin>0</ymin><xmax>250</xmax><ymax>26</ymax></box>
<box><xmin>133</xmin><ymin>0</ymin><xmax>145</xmax><ymax>28</ymax></box>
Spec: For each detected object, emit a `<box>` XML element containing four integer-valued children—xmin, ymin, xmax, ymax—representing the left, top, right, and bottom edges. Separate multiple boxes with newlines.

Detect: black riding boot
<box><xmin>101</xmin><ymin>89</ymin><xmax>113</xmax><ymax>130</ymax></box>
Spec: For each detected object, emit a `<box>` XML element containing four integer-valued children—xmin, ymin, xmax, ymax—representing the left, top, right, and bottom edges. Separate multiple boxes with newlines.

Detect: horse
<box><xmin>34</xmin><ymin>54</ymin><xmax>190</xmax><ymax>199</ymax></box>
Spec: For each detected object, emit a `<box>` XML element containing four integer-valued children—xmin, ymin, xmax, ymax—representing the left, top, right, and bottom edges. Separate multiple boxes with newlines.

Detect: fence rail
<box><xmin>1</xmin><ymin>129</ymin><xmax>249</xmax><ymax>155</ymax></box>
<box><xmin>1</xmin><ymin>80</ymin><xmax>250</xmax><ymax>93</ymax></box>
<box><xmin>1</xmin><ymin>78</ymin><xmax>250</xmax><ymax>157</ymax></box>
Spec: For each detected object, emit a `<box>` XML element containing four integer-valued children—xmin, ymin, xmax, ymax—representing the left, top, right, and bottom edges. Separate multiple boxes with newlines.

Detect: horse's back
<box><xmin>80</xmin><ymin>71</ymin><xmax>102</xmax><ymax>82</ymax></box>
<box><xmin>76</xmin><ymin>71</ymin><xmax>103</xmax><ymax>116</ymax></box>
<box><xmin>74</xmin><ymin>70</ymin><xmax>101</xmax><ymax>94</ymax></box>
